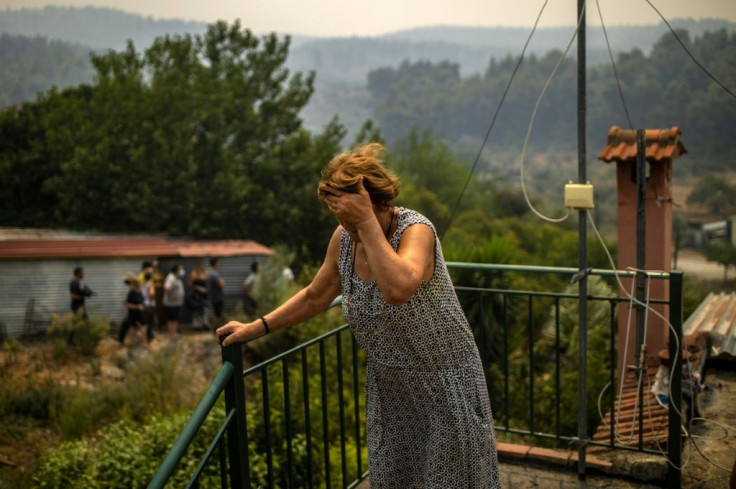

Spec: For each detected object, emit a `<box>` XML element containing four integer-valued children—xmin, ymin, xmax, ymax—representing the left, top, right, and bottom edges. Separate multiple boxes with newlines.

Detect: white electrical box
<box><xmin>564</xmin><ymin>182</ymin><xmax>595</xmax><ymax>209</ymax></box>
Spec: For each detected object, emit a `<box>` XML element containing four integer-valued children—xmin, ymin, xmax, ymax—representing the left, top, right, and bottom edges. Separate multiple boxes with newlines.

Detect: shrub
<box><xmin>47</xmin><ymin>312</ymin><xmax>109</xmax><ymax>356</ymax></box>
<box><xmin>49</xmin><ymin>346</ymin><xmax>199</xmax><ymax>440</ymax></box>
<box><xmin>0</xmin><ymin>375</ymin><xmax>63</xmax><ymax>420</ymax></box>
<box><xmin>35</xmin><ymin>409</ymin><xmax>226</xmax><ymax>489</ymax></box>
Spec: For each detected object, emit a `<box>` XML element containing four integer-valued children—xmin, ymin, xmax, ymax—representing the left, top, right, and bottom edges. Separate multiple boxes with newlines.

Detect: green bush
<box><xmin>47</xmin><ymin>311</ymin><xmax>109</xmax><ymax>356</ymax></box>
<box><xmin>0</xmin><ymin>375</ymin><xmax>63</xmax><ymax>420</ymax></box>
<box><xmin>35</xmin><ymin>409</ymin><xmax>226</xmax><ymax>489</ymax></box>
<box><xmin>49</xmin><ymin>346</ymin><xmax>199</xmax><ymax>440</ymax></box>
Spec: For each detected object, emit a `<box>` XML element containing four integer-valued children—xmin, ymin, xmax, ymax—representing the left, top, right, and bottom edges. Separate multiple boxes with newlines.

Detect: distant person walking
<box><xmin>123</xmin><ymin>272</ymin><xmax>148</xmax><ymax>347</ymax></box>
<box><xmin>163</xmin><ymin>264</ymin><xmax>185</xmax><ymax>340</ymax></box>
<box><xmin>69</xmin><ymin>266</ymin><xmax>94</xmax><ymax>318</ymax></box>
<box><xmin>207</xmin><ymin>258</ymin><xmax>226</xmax><ymax>329</ymax></box>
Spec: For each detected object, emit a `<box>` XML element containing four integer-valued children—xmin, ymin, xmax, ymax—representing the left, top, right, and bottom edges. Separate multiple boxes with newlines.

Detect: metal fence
<box><xmin>148</xmin><ymin>263</ymin><xmax>684</xmax><ymax>489</ymax></box>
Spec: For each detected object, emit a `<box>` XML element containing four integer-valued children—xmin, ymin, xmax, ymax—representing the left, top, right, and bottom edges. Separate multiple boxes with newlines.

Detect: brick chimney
<box><xmin>598</xmin><ymin>126</ymin><xmax>687</xmax><ymax>377</ymax></box>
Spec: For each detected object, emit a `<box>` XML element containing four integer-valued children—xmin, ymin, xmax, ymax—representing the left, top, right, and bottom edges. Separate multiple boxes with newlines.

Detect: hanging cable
<box><xmin>517</xmin><ymin>3</ymin><xmax>588</xmax><ymax>223</ymax></box>
<box><xmin>439</xmin><ymin>0</ymin><xmax>550</xmax><ymax>240</ymax></box>
<box><xmin>594</xmin><ymin>0</ymin><xmax>634</xmax><ymax>129</ymax></box>
<box><xmin>643</xmin><ymin>0</ymin><xmax>736</xmax><ymax>100</ymax></box>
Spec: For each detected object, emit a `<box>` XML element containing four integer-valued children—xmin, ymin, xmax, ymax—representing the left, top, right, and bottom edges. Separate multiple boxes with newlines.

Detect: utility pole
<box><xmin>576</xmin><ymin>0</ymin><xmax>588</xmax><ymax>481</ymax></box>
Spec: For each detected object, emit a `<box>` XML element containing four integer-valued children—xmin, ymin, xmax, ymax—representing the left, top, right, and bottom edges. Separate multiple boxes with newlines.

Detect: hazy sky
<box><xmin>2</xmin><ymin>1</ymin><xmax>735</xmax><ymax>37</ymax></box>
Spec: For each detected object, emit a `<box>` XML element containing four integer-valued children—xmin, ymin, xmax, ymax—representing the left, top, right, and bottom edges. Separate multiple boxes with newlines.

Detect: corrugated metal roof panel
<box><xmin>598</xmin><ymin>125</ymin><xmax>687</xmax><ymax>163</ymax></box>
<box><xmin>175</xmin><ymin>240</ymin><xmax>274</xmax><ymax>257</ymax></box>
<box><xmin>684</xmin><ymin>292</ymin><xmax>736</xmax><ymax>358</ymax></box>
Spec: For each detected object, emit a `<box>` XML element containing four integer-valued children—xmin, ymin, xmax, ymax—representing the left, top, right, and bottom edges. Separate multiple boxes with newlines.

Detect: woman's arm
<box><xmin>359</xmin><ymin>219</ymin><xmax>434</xmax><ymax>305</ymax></box>
<box><xmin>321</xmin><ymin>179</ymin><xmax>434</xmax><ymax>305</ymax></box>
<box><xmin>217</xmin><ymin>227</ymin><xmax>343</xmax><ymax>347</ymax></box>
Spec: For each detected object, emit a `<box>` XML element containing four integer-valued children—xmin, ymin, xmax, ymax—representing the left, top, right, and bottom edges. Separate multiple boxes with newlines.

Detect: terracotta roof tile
<box><xmin>598</xmin><ymin>125</ymin><xmax>687</xmax><ymax>163</ymax></box>
<box><xmin>590</xmin><ymin>367</ymin><xmax>670</xmax><ymax>451</ymax></box>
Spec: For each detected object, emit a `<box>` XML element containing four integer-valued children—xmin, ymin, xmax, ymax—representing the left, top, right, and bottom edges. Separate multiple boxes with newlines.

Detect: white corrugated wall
<box><xmin>1</xmin><ymin>258</ymin><xmax>142</xmax><ymax>338</ymax></box>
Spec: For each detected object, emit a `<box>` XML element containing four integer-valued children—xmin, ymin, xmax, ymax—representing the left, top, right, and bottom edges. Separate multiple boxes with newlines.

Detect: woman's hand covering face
<box><xmin>320</xmin><ymin>177</ymin><xmax>375</xmax><ymax>232</ymax></box>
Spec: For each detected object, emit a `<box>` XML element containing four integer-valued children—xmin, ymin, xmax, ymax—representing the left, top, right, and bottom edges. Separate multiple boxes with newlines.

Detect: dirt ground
<box><xmin>0</xmin><ymin>331</ymin><xmax>222</xmax><ymax>488</ymax></box>
<box><xmin>679</xmin><ymin>364</ymin><xmax>736</xmax><ymax>488</ymax></box>
<box><xmin>675</xmin><ymin>249</ymin><xmax>727</xmax><ymax>282</ymax></box>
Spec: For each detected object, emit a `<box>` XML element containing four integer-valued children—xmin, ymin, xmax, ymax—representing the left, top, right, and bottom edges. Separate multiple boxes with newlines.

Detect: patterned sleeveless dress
<box><xmin>339</xmin><ymin>207</ymin><xmax>501</xmax><ymax>488</ymax></box>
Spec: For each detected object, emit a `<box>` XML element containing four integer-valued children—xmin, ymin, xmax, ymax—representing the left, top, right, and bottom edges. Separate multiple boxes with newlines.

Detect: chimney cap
<box><xmin>598</xmin><ymin>125</ymin><xmax>687</xmax><ymax>164</ymax></box>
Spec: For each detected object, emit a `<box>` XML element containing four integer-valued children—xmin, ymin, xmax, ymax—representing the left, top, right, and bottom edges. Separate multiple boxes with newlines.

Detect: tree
<box><xmin>702</xmin><ymin>241</ymin><xmax>736</xmax><ymax>282</ymax></box>
<box><xmin>0</xmin><ymin>21</ymin><xmax>346</xmax><ymax>266</ymax></box>
<box><xmin>686</xmin><ymin>175</ymin><xmax>736</xmax><ymax>219</ymax></box>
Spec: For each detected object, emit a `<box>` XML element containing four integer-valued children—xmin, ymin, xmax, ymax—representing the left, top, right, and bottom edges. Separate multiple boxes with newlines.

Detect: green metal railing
<box><xmin>148</xmin><ymin>263</ymin><xmax>683</xmax><ymax>489</ymax></box>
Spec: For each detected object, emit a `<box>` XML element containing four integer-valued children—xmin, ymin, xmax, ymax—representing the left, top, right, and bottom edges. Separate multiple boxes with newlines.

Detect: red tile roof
<box><xmin>590</xmin><ymin>367</ymin><xmax>669</xmax><ymax>451</ymax></box>
<box><xmin>0</xmin><ymin>237</ymin><xmax>273</xmax><ymax>260</ymax></box>
<box><xmin>598</xmin><ymin>125</ymin><xmax>687</xmax><ymax>163</ymax></box>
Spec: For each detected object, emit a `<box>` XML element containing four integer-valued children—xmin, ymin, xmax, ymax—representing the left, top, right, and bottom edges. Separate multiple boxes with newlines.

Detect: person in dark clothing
<box><xmin>69</xmin><ymin>266</ymin><xmax>94</xmax><ymax>318</ymax></box>
<box><xmin>123</xmin><ymin>272</ymin><xmax>148</xmax><ymax>346</ymax></box>
<box><xmin>207</xmin><ymin>258</ymin><xmax>226</xmax><ymax>330</ymax></box>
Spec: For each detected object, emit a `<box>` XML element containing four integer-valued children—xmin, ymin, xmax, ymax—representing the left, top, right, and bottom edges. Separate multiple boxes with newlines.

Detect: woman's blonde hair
<box><xmin>318</xmin><ymin>142</ymin><xmax>400</xmax><ymax>206</ymax></box>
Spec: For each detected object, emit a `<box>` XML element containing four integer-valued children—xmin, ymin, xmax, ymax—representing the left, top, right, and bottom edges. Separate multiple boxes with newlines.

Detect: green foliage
<box><xmin>0</xmin><ymin>33</ymin><xmax>95</xmax><ymax>107</ymax></box>
<box><xmin>686</xmin><ymin>175</ymin><xmax>736</xmax><ymax>218</ymax></box>
<box><xmin>34</xmin><ymin>410</ymin><xmax>225</xmax><ymax>489</ymax></box>
<box><xmin>368</xmin><ymin>29</ymin><xmax>736</xmax><ymax>169</ymax></box>
<box><xmin>242</xmin><ymin>329</ymin><xmax>366</xmax><ymax>489</ymax></box>
<box><xmin>702</xmin><ymin>241</ymin><xmax>736</xmax><ymax>282</ymax></box>
<box><xmin>0</xmin><ymin>21</ymin><xmax>345</xmax><ymax>266</ymax></box>
<box><xmin>46</xmin><ymin>311</ymin><xmax>108</xmax><ymax>356</ymax></box>
<box><xmin>389</xmin><ymin>128</ymin><xmax>496</xmax><ymax>236</ymax></box>
<box><xmin>0</xmin><ymin>374</ymin><xmax>62</xmax><ymax>420</ymax></box>
<box><xmin>530</xmin><ymin>276</ymin><xmax>615</xmax><ymax>439</ymax></box>
<box><xmin>48</xmin><ymin>346</ymin><xmax>200</xmax><ymax>440</ymax></box>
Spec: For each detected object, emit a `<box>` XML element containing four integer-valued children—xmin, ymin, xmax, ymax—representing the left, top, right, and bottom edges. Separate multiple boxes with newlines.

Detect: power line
<box><xmin>439</xmin><ymin>0</ymin><xmax>550</xmax><ymax>241</ymax></box>
<box><xmin>644</xmin><ymin>0</ymin><xmax>736</xmax><ymax>101</ymax></box>
<box><xmin>595</xmin><ymin>0</ymin><xmax>634</xmax><ymax>129</ymax></box>
<box><xmin>517</xmin><ymin>3</ymin><xmax>588</xmax><ymax>224</ymax></box>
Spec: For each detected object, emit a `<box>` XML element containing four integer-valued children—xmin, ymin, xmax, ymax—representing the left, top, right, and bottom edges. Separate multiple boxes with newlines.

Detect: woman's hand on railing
<box><xmin>216</xmin><ymin>320</ymin><xmax>266</xmax><ymax>347</ymax></box>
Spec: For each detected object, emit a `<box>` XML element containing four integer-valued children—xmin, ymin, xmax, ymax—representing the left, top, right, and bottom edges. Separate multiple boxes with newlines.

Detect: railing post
<box><xmin>667</xmin><ymin>271</ymin><xmax>683</xmax><ymax>489</ymax></box>
<box><xmin>222</xmin><ymin>342</ymin><xmax>248</xmax><ymax>489</ymax></box>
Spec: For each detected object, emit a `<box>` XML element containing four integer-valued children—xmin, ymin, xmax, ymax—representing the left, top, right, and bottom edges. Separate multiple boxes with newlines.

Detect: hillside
<box><xmin>1</xmin><ymin>6</ymin><xmax>734</xmax><ymax>160</ymax></box>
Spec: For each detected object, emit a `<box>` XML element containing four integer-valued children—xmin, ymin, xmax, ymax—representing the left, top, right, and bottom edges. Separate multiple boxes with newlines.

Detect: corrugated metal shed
<box><xmin>598</xmin><ymin>125</ymin><xmax>687</xmax><ymax>163</ymax></box>
<box><xmin>0</xmin><ymin>232</ymin><xmax>273</xmax><ymax>338</ymax></box>
<box><xmin>684</xmin><ymin>292</ymin><xmax>736</xmax><ymax>358</ymax></box>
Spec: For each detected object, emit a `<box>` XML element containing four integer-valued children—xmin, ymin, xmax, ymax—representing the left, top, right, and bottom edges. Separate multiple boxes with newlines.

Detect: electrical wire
<box><xmin>594</xmin><ymin>0</ymin><xmax>634</xmax><ymax>129</ymax></box>
<box><xmin>517</xmin><ymin>3</ymin><xmax>590</xmax><ymax>223</ymax></box>
<box><xmin>584</xmin><ymin>210</ymin><xmax>735</xmax><ymax>472</ymax></box>
<box><xmin>439</xmin><ymin>0</ymin><xmax>550</xmax><ymax>240</ymax></box>
<box><xmin>643</xmin><ymin>0</ymin><xmax>736</xmax><ymax>101</ymax></box>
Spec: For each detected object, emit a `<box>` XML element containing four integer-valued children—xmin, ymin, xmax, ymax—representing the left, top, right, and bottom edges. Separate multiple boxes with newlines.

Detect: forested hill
<box><xmin>289</xmin><ymin>18</ymin><xmax>736</xmax><ymax>81</ymax></box>
<box><xmin>0</xmin><ymin>34</ymin><xmax>94</xmax><ymax>106</ymax></box>
<box><xmin>2</xmin><ymin>6</ymin><xmax>735</xmax><ymax>81</ymax></box>
<box><xmin>0</xmin><ymin>5</ymin><xmax>208</xmax><ymax>50</ymax></box>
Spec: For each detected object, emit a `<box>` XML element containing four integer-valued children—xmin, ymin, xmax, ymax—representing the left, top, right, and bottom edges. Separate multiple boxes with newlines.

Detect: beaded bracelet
<box><xmin>260</xmin><ymin>316</ymin><xmax>271</xmax><ymax>334</ymax></box>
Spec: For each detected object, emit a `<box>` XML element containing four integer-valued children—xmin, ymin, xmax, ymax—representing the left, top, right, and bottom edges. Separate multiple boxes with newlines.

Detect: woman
<box><xmin>124</xmin><ymin>273</ymin><xmax>148</xmax><ymax>346</ymax></box>
<box><xmin>217</xmin><ymin>143</ymin><xmax>500</xmax><ymax>488</ymax></box>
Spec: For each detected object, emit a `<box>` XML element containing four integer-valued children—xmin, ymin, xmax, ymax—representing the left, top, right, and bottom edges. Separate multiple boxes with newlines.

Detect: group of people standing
<box><xmin>69</xmin><ymin>258</ymin><xmax>227</xmax><ymax>347</ymax></box>
<box><xmin>121</xmin><ymin>258</ymin><xmax>226</xmax><ymax>344</ymax></box>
